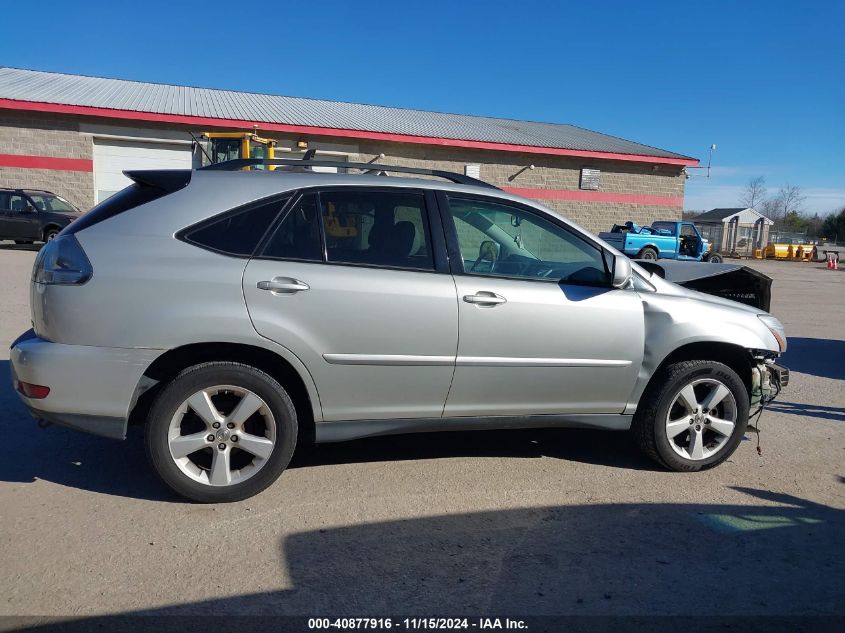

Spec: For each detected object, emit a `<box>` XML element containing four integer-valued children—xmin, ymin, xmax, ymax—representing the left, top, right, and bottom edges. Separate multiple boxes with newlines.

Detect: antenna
<box><xmin>685</xmin><ymin>144</ymin><xmax>717</xmax><ymax>179</ymax></box>
<box><xmin>707</xmin><ymin>144</ymin><xmax>716</xmax><ymax>178</ymax></box>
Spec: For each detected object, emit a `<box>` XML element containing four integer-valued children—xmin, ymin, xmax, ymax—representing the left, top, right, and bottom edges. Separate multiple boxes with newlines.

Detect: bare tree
<box><xmin>775</xmin><ymin>184</ymin><xmax>806</xmax><ymax>216</ymax></box>
<box><xmin>739</xmin><ymin>176</ymin><xmax>767</xmax><ymax>209</ymax></box>
<box><xmin>759</xmin><ymin>198</ymin><xmax>780</xmax><ymax>225</ymax></box>
<box><xmin>763</xmin><ymin>184</ymin><xmax>807</xmax><ymax>229</ymax></box>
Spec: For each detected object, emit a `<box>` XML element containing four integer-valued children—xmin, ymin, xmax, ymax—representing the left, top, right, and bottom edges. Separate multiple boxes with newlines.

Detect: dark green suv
<box><xmin>0</xmin><ymin>188</ymin><xmax>82</xmax><ymax>244</ymax></box>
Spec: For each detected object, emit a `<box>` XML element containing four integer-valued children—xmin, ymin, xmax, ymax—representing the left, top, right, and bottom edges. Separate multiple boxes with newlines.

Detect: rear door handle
<box><xmin>257</xmin><ymin>277</ymin><xmax>310</xmax><ymax>294</ymax></box>
<box><xmin>463</xmin><ymin>291</ymin><xmax>507</xmax><ymax>306</ymax></box>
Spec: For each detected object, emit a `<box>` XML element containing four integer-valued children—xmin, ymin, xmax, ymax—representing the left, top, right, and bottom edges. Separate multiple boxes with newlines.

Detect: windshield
<box><xmin>28</xmin><ymin>194</ymin><xmax>78</xmax><ymax>213</ymax></box>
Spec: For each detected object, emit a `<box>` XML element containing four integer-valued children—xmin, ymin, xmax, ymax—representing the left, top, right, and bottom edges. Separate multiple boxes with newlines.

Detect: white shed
<box><xmin>694</xmin><ymin>207</ymin><xmax>774</xmax><ymax>256</ymax></box>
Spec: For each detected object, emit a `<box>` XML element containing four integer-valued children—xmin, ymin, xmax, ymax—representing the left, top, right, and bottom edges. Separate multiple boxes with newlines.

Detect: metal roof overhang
<box><xmin>0</xmin><ymin>98</ymin><xmax>700</xmax><ymax>167</ymax></box>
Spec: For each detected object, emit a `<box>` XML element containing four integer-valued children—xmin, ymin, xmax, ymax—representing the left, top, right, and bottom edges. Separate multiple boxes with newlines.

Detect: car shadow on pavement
<box><xmin>8</xmin><ymin>488</ymin><xmax>845</xmax><ymax>627</ymax></box>
<box><xmin>291</xmin><ymin>427</ymin><xmax>658</xmax><ymax>472</ymax></box>
<box><xmin>767</xmin><ymin>400</ymin><xmax>845</xmax><ymax>423</ymax></box>
<box><xmin>781</xmin><ymin>337</ymin><xmax>845</xmax><ymax>380</ymax></box>
<box><xmin>0</xmin><ymin>359</ymin><xmax>660</xmax><ymax>501</ymax></box>
<box><xmin>0</xmin><ymin>360</ymin><xmax>179</xmax><ymax>502</ymax></box>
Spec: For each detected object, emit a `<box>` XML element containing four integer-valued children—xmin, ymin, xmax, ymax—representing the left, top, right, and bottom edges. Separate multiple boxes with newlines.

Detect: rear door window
<box><xmin>260</xmin><ymin>194</ymin><xmax>323</xmax><ymax>261</ymax></box>
<box><xmin>319</xmin><ymin>189</ymin><xmax>434</xmax><ymax>271</ymax></box>
<box><xmin>9</xmin><ymin>194</ymin><xmax>28</xmax><ymax>213</ymax></box>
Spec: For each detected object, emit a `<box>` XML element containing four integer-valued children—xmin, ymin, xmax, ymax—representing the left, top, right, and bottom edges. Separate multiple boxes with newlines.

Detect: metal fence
<box><xmin>768</xmin><ymin>230</ymin><xmax>814</xmax><ymax>245</ymax></box>
<box><xmin>697</xmin><ymin>223</ymin><xmax>765</xmax><ymax>258</ymax></box>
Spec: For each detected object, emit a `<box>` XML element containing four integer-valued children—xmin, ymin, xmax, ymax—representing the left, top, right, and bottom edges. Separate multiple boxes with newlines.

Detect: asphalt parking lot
<box><xmin>0</xmin><ymin>243</ymin><xmax>842</xmax><ymax>620</ymax></box>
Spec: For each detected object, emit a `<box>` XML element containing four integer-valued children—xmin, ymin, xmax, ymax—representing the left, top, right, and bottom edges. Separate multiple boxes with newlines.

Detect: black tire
<box><xmin>632</xmin><ymin>360</ymin><xmax>749</xmax><ymax>471</ymax></box>
<box><xmin>43</xmin><ymin>228</ymin><xmax>60</xmax><ymax>242</ymax></box>
<box><xmin>145</xmin><ymin>362</ymin><xmax>297</xmax><ymax>502</ymax></box>
<box><xmin>14</xmin><ymin>240</ymin><xmax>33</xmax><ymax>245</ymax></box>
<box><xmin>638</xmin><ymin>247</ymin><xmax>659</xmax><ymax>261</ymax></box>
<box><xmin>706</xmin><ymin>252</ymin><xmax>723</xmax><ymax>263</ymax></box>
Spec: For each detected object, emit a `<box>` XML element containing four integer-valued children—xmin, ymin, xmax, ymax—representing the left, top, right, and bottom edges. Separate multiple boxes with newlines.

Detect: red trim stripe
<box><xmin>0</xmin><ymin>98</ymin><xmax>699</xmax><ymax>167</ymax></box>
<box><xmin>0</xmin><ymin>153</ymin><xmax>93</xmax><ymax>172</ymax></box>
<box><xmin>503</xmin><ymin>186</ymin><xmax>683</xmax><ymax>207</ymax></box>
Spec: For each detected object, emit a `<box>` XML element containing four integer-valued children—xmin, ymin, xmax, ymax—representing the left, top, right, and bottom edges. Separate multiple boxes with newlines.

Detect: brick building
<box><xmin>0</xmin><ymin>68</ymin><xmax>697</xmax><ymax>233</ymax></box>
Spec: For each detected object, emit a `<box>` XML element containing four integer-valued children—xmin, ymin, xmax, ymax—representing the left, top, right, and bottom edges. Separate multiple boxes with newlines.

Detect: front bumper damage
<box><xmin>752</xmin><ymin>359</ymin><xmax>789</xmax><ymax>408</ymax></box>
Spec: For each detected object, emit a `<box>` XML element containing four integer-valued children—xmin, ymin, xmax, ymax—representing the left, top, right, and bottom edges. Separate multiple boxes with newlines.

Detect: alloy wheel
<box><xmin>665</xmin><ymin>378</ymin><xmax>737</xmax><ymax>461</ymax></box>
<box><xmin>167</xmin><ymin>385</ymin><xmax>276</xmax><ymax>486</ymax></box>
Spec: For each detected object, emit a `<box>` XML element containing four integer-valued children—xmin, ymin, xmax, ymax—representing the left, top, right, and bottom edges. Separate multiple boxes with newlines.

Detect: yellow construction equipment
<box><xmin>200</xmin><ymin>132</ymin><xmax>277</xmax><ymax>168</ymax></box>
<box><xmin>322</xmin><ymin>200</ymin><xmax>359</xmax><ymax>239</ymax></box>
<box><xmin>764</xmin><ymin>242</ymin><xmax>816</xmax><ymax>261</ymax></box>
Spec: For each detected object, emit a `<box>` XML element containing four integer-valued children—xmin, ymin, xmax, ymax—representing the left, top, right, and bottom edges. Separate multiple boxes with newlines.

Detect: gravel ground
<box><xmin>0</xmin><ymin>244</ymin><xmax>842</xmax><ymax>620</ymax></box>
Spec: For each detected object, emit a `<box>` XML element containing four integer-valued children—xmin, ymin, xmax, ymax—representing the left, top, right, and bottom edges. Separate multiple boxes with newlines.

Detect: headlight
<box><xmin>758</xmin><ymin>315</ymin><xmax>786</xmax><ymax>352</ymax></box>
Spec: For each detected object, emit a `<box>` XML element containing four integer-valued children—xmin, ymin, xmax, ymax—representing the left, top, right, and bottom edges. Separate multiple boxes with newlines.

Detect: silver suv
<box><xmin>10</xmin><ymin>159</ymin><xmax>788</xmax><ymax>502</ymax></box>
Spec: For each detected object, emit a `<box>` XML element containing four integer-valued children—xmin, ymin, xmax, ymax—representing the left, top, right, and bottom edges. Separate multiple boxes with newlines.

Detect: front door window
<box><xmin>448</xmin><ymin>197</ymin><xmax>609</xmax><ymax>286</ymax></box>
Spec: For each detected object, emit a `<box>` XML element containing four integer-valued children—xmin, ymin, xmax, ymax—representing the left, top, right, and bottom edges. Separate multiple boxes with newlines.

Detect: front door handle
<box><xmin>257</xmin><ymin>277</ymin><xmax>310</xmax><ymax>294</ymax></box>
<box><xmin>463</xmin><ymin>291</ymin><xmax>507</xmax><ymax>306</ymax></box>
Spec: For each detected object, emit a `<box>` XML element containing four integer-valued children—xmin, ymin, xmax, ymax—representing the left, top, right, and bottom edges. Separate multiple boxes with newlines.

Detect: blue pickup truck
<box><xmin>598</xmin><ymin>221</ymin><xmax>721</xmax><ymax>263</ymax></box>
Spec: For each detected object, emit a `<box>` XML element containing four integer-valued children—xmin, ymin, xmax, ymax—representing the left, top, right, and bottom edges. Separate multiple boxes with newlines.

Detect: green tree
<box><xmin>783</xmin><ymin>210</ymin><xmax>808</xmax><ymax>232</ymax></box>
<box><xmin>821</xmin><ymin>207</ymin><xmax>845</xmax><ymax>242</ymax></box>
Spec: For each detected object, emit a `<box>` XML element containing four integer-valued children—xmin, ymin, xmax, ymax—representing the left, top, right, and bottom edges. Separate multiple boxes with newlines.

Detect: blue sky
<box><xmin>1</xmin><ymin>0</ymin><xmax>843</xmax><ymax>214</ymax></box>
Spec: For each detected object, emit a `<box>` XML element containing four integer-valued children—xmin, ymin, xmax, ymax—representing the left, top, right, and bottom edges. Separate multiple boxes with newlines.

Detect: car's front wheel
<box><xmin>145</xmin><ymin>362</ymin><xmax>297</xmax><ymax>502</ymax></box>
<box><xmin>632</xmin><ymin>360</ymin><xmax>749</xmax><ymax>471</ymax></box>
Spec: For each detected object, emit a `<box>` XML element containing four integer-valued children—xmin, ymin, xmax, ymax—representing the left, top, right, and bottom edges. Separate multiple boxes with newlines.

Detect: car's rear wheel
<box><xmin>706</xmin><ymin>252</ymin><xmax>724</xmax><ymax>263</ymax></box>
<box><xmin>638</xmin><ymin>246</ymin><xmax>659</xmax><ymax>261</ymax></box>
<box><xmin>145</xmin><ymin>362</ymin><xmax>297</xmax><ymax>502</ymax></box>
<box><xmin>632</xmin><ymin>360</ymin><xmax>749</xmax><ymax>471</ymax></box>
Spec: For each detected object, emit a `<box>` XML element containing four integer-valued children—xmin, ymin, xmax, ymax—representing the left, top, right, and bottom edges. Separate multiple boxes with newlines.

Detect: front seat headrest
<box><xmin>388</xmin><ymin>221</ymin><xmax>416</xmax><ymax>258</ymax></box>
<box><xmin>368</xmin><ymin>221</ymin><xmax>392</xmax><ymax>249</ymax></box>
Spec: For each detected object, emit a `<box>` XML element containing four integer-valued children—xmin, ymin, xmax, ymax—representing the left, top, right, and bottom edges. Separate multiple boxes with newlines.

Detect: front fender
<box><xmin>625</xmin><ymin>292</ymin><xmax>779</xmax><ymax>410</ymax></box>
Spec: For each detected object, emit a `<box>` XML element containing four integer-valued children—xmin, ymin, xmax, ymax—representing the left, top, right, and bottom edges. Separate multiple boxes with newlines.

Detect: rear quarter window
<box><xmin>180</xmin><ymin>197</ymin><xmax>290</xmax><ymax>257</ymax></box>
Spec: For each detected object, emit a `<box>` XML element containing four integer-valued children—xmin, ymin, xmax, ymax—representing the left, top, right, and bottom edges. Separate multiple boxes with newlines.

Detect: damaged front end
<box><xmin>747</xmin><ymin>355</ymin><xmax>789</xmax><ymax>454</ymax></box>
<box><xmin>636</xmin><ymin>259</ymin><xmax>773</xmax><ymax>312</ymax></box>
<box><xmin>751</xmin><ymin>354</ymin><xmax>790</xmax><ymax>408</ymax></box>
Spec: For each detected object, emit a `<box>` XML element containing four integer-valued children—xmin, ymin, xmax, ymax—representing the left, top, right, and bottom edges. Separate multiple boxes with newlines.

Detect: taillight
<box><xmin>15</xmin><ymin>380</ymin><xmax>50</xmax><ymax>399</ymax></box>
<box><xmin>32</xmin><ymin>234</ymin><xmax>92</xmax><ymax>285</ymax></box>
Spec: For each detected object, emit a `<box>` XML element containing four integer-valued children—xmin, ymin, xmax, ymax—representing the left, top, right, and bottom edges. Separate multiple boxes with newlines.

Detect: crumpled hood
<box><xmin>647</xmin><ymin>271</ymin><xmax>765</xmax><ymax>316</ymax></box>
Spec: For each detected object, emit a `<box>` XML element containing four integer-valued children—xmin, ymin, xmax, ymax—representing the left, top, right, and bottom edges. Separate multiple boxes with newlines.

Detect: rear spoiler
<box><xmin>65</xmin><ymin>170</ymin><xmax>192</xmax><ymax>236</ymax></box>
<box><xmin>123</xmin><ymin>169</ymin><xmax>192</xmax><ymax>193</ymax></box>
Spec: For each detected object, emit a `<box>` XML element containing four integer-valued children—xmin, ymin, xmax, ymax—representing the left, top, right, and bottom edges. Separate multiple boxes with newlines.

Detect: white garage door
<box><xmin>94</xmin><ymin>139</ymin><xmax>193</xmax><ymax>203</ymax></box>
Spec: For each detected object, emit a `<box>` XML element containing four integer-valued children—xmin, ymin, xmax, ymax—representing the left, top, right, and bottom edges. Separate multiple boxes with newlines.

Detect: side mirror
<box><xmin>611</xmin><ymin>254</ymin><xmax>633</xmax><ymax>288</ymax></box>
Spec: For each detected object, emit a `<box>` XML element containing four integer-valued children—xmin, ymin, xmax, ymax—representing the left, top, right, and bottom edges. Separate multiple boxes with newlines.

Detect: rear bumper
<box><xmin>10</xmin><ymin>330</ymin><xmax>162</xmax><ymax>440</ymax></box>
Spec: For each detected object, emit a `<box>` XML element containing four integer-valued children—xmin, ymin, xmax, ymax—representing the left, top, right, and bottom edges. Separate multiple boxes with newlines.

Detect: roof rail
<box><xmin>199</xmin><ymin>158</ymin><xmax>498</xmax><ymax>189</ymax></box>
